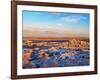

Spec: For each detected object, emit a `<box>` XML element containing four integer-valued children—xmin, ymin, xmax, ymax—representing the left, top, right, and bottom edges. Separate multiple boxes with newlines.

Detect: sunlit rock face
<box><xmin>22</xmin><ymin>39</ymin><xmax>89</xmax><ymax>69</ymax></box>
<box><xmin>39</xmin><ymin>50</ymin><xmax>49</xmax><ymax>59</ymax></box>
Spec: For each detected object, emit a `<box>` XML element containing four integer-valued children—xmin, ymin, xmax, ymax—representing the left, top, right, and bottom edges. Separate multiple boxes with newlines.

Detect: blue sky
<box><xmin>23</xmin><ymin>10</ymin><xmax>90</xmax><ymax>37</ymax></box>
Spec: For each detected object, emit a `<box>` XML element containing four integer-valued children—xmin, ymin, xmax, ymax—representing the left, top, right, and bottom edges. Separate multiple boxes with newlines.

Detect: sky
<box><xmin>23</xmin><ymin>10</ymin><xmax>90</xmax><ymax>38</ymax></box>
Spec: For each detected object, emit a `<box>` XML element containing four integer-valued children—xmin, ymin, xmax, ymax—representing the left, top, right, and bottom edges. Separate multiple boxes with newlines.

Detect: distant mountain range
<box><xmin>23</xmin><ymin>36</ymin><xmax>89</xmax><ymax>41</ymax></box>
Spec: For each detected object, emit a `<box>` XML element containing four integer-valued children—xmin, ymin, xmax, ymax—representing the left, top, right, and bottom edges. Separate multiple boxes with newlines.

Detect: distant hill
<box><xmin>23</xmin><ymin>36</ymin><xmax>89</xmax><ymax>41</ymax></box>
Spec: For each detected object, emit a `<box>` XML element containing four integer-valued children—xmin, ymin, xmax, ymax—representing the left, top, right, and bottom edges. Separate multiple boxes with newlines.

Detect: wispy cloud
<box><xmin>55</xmin><ymin>23</ymin><xmax>63</xmax><ymax>26</ymax></box>
<box><xmin>60</xmin><ymin>14</ymin><xmax>87</xmax><ymax>23</ymax></box>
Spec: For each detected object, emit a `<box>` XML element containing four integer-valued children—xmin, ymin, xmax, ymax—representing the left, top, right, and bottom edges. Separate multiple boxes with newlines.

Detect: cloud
<box><xmin>60</xmin><ymin>14</ymin><xmax>87</xmax><ymax>23</ymax></box>
<box><xmin>56</xmin><ymin>23</ymin><xmax>63</xmax><ymax>26</ymax></box>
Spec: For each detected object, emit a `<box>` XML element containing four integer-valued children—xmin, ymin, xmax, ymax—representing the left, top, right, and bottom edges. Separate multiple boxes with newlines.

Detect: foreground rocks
<box><xmin>23</xmin><ymin>39</ymin><xmax>89</xmax><ymax>69</ymax></box>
